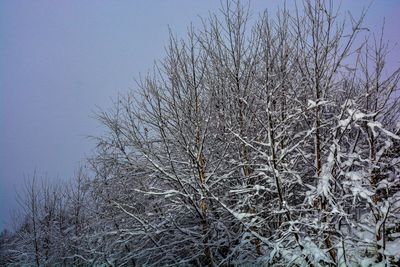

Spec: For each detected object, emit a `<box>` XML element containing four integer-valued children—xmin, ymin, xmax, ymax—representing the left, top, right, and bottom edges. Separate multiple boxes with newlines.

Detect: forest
<box><xmin>1</xmin><ymin>0</ymin><xmax>400</xmax><ymax>266</ymax></box>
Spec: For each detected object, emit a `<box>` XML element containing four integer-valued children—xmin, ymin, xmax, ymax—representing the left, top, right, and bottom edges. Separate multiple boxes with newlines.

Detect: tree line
<box><xmin>1</xmin><ymin>0</ymin><xmax>400</xmax><ymax>266</ymax></box>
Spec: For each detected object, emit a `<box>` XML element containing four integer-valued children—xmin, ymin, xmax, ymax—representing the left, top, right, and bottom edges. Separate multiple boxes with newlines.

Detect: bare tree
<box><xmin>2</xmin><ymin>1</ymin><xmax>399</xmax><ymax>266</ymax></box>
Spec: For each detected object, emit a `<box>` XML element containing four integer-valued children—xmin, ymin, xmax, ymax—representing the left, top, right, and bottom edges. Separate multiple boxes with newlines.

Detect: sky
<box><xmin>1</xmin><ymin>0</ymin><xmax>399</xmax><ymax>231</ymax></box>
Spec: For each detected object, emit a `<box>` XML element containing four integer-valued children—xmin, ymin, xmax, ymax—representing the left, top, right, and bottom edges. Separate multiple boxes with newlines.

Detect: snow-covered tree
<box><xmin>2</xmin><ymin>1</ymin><xmax>399</xmax><ymax>266</ymax></box>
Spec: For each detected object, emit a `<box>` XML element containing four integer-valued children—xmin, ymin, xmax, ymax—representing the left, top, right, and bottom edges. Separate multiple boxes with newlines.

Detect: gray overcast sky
<box><xmin>1</xmin><ymin>0</ymin><xmax>399</xmax><ymax>231</ymax></box>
